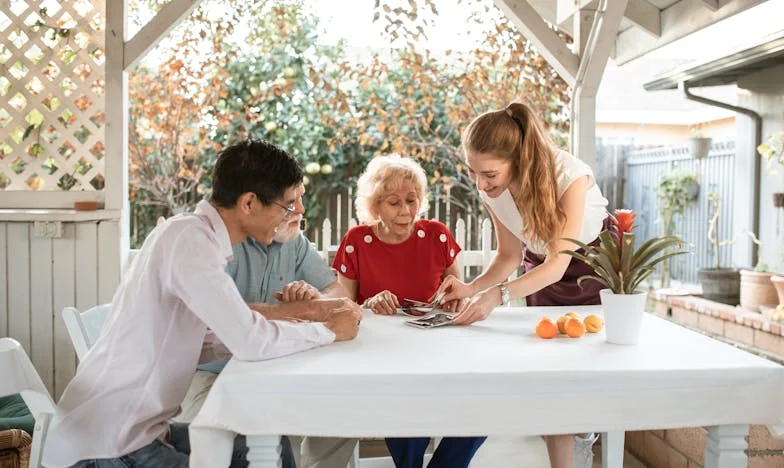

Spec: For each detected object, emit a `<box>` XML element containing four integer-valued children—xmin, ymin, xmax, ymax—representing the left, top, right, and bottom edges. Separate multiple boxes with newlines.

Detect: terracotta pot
<box><xmin>698</xmin><ymin>268</ymin><xmax>740</xmax><ymax>305</ymax></box>
<box><xmin>774</xmin><ymin>192</ymin><xmax>784</xmax><ymax>208</ymax></box>
<box><xmin>739</xmin><ymin>270</ymin><xmax>779</xmax><ymax>311</ymax></box>
<box><xmin>772</xmin><ymin>276</ymin><xmax>784</xmax><ymax>307</ymax></box>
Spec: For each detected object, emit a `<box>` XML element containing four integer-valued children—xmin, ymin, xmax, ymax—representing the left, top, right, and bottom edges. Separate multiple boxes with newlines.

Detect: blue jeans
<box><xmin>68</xmin><ymin>423</ymin><xmax>297</xmax><ymax>468</ymax></box>
<box><xmin>385</xmin><ymin>436</ymin><xmax>486</xmax><ymax>468</ymax></box>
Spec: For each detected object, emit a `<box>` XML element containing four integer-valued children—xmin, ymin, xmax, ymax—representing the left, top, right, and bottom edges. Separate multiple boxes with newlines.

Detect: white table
<box><xmin>189</xmin><ymin>306</ymin><xmax>784</xmax><ymax>468</ymax></box>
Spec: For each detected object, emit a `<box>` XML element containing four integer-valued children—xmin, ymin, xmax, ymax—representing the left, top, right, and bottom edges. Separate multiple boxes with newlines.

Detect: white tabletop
<box><xmin>191</xmin><ymin>306</ymin><xmax>784</xmax><ymax>439</ymax></box>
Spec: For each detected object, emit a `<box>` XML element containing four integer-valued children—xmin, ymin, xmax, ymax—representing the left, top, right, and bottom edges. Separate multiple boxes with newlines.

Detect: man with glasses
<box><xmin>43</xmin><ymin>139</ymin><xmax>362</xmax><ymax>468</ymax></box>
<box><xmin>178</xmin><ymin>168</ymin><xmax>353</xmax><ymax>468</ymax></box>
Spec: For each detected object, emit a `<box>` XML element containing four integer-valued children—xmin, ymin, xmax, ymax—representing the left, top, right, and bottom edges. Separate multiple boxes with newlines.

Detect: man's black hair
<box><xmin>211</xmin><ymin>139</ymin><xmax>304</xmax><ymax>208</ymax></box>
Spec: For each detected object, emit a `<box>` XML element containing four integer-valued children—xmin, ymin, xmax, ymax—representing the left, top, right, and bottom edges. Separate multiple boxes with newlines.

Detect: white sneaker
<box><xmin>574</xmin><ymin>433</ymin><xmax>597</xmax><ymax>468</ymax></box>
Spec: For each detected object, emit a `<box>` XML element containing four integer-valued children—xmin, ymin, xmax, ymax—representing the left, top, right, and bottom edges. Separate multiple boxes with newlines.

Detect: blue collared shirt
<box><xmin>198</xmin><ymin>232</ymin><xmax>336</xmax><ymax>373</ymax></box>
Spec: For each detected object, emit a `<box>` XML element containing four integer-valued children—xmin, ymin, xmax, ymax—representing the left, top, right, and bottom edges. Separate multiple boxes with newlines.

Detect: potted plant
<box><xmin>738</xmin><ymin>232</ymin><xmax>780</xmax><ymax>311</ymax></box>
<box><xmin>758</xmin><ymin>131</ymin><xmax>784</xmax><ymax>206</ymax></box>
<box><xmin>655</xmin><ymin>170</ymin><xmax>699</xmax><ymax>287</ymax></box>
<box><xmin>698</xmin><ymin>193</ymin><xmax>741</xmax><ymax>305</ymax></box>
<box><xmin>561</xmin><ymin>209</ymin><xmax>687</xmax><ymax>345</ymax></box>
<box><xmin>772</xmin><ymin>276</ymin><xmax>784</xmax><ymax>310</ymax></box>
<box><xmin>688</xmin><ymin>129</ymin><xmax>712</xmax><ymax>159</ymax></box>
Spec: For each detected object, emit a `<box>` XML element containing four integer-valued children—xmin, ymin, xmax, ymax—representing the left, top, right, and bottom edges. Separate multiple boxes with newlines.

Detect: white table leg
<box><xmin>704</xmin><ymin>425</ymin><xmax>748</xmax><ymax>468</ymax></box>
<box><xmin>246</xmin><ymin>435</ymin><xmax>282</xmax><ymax>468</ymax></box>
<box><xmin>601</xmin><ymin>431</ymin><xmax>624</xmax><ymax>468</ymax></box>
<box><xmin>189</xmin><ymin>426</ymin><xmax>235</xmax><ymax>468</ymax></box>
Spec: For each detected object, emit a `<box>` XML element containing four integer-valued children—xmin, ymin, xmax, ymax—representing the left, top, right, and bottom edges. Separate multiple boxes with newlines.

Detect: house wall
<box><xmin>596</xmin><ymin>118</ymin><xmax>735</xmax><ymax>148</ymax></box>
<box><xmin>0</xmin><ymin>214</ymin><xmax>120</xmax><ymax>399</ymax></box>
<box><xmin>737</xmin><ymin>64</ymin><xmax>784</xmax><ymax>274</ymax></box>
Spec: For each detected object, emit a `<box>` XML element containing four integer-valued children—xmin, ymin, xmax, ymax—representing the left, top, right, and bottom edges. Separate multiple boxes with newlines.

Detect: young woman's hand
<box><xmin>451</xmin><ymin>287</ymin><xmax>501</xmax><ymax>325</ymax></box>
<box><xmin>365</xmin><ymin>290</ymin><xmax>400</xmax><ymax>315</ymax></box>
<box><xmin>434</xmin><ymin>275</ymin><xmax>473</xmax><ymax>304</ymax></box>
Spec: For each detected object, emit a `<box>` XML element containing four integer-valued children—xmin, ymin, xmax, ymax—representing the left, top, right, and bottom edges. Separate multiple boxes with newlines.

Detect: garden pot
<box><xmin>600</xmin><ymin>289</ymin><xmax>647</xmax><ymax>345</ymax></box>
<box><xmin>698</xmin><ymin>268</ymin><xmax>740</xmax><ymax>305</ymax></box>
<box><xmin>688</xmin><ymin>136</ymin><xmax>712</xmax><ymax>159</ymax></box>
<box><xmin>739</xmin><ymin>270</ymin><xmax>779</xmax><ymax>311</ymax></box>
<box><xmin>774</xmin><ymin>192</ymin><xmax>784</xmax><ymax>208</ymax></box>
<box><xmin>772</xmin><ymin>276</ymin><xmax>784</xmax><ymax>307</ymax></box>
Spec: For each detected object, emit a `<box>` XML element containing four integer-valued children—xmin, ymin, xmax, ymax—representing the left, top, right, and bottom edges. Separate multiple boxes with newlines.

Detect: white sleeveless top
<box><xmin>480</xmin><ymin>150</ymin><xmax>609</xmax><ymax>256</ymax></box>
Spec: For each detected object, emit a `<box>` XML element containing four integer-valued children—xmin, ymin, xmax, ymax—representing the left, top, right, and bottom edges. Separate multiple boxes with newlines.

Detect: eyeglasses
<box><xmin>272</xmin><ymin>201</ymin><xmax>297</xmax><ymax>219</ymax></box>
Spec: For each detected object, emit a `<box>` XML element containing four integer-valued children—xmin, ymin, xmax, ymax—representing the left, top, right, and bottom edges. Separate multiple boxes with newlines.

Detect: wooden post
<box><xmin>481</xmin><ymin>218</ymin><xmax>493</xmax><ymax>270</ymax></box>
<box><xmin>705</xmin><ymin>425</ymin><xmax>748</xmax><ymax>468</ymax></box>
<box><xmin>320</xmin><ymin>218</ymin><xmax>332</xmax><ymax>262</ymax></box>
<box><xmin>455</xmin><ymin>218</ymin><xmax>466</xmax><ymax>279</ymax></box>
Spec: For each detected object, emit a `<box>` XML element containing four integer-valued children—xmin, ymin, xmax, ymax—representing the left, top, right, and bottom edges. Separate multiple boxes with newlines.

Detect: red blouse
<box><xmin>333</xmin><ymin>219</ymin><xmax>461</xmax><ymax>305</ymax></box>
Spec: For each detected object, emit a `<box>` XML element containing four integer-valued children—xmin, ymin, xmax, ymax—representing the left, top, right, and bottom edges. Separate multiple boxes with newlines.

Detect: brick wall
<box><xmin>648</xmin><ymin>293</ymin><xmax>784</xmax><ymax>361</ymax></box>
<box><xmin>629</xmin><ymin>293</ymin><xmax>784</xmax><ymax>467</ymax></box>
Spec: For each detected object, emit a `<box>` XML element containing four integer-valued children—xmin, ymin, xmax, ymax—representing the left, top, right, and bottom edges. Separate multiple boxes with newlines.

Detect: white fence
<box><xmin>625</xmin><ymin>140</ymin><xmax>736</xmax><ymax>284</ymax></box>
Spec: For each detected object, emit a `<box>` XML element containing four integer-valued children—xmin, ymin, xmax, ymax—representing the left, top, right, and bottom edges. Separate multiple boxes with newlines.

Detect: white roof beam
<box><xmin>701</xmin><ymin>0</ymin><xmax>720</xmax><ymax>11</ymax></box>
<box><xmin>576</xmin><ymin>0</ymin><xmax>628</xmax><ymax>96</ymax></box>
<box><xmin>571</xmin><ymin>0</ymin><xmax>628</xmax><ymax>168</ymax></box>
<box><xmin>123</xmin><ymin>0</ymin><xmax>201</xmax><ymax>71</ymax></box>
<box><xmin>494</xmin><ymin>0</ymin><xmax>579</xmax><ymax>87</ymax></box>
<box><xmin>625</xmin><ymin>0</ymin><xmax>661</xmax><ymax>38</ymax></box>
<box><xmin>557</xmin><ymin>0</ymin><xmax>598</xmax><ymax>26</ymax></box>
<box><xmin>615</xmin><ymin>0</ymin><xmax>767</xmax><ymax>64</ymax></box>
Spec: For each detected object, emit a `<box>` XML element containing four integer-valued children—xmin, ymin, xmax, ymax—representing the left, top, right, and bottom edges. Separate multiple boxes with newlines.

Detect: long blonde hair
<box><xmin>462</xmin><ymin>102</ymin><xmax>566</xmax><ymax>250</ymax></box>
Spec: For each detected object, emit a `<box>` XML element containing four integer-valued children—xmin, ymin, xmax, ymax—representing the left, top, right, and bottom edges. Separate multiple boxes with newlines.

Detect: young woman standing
<box><xmin>437</xmin><ymin>102</ymin><xmax>610</xmax><ymax>468</ymax></box>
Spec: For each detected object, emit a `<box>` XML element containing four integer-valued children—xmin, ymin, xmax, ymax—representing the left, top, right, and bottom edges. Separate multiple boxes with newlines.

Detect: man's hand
<box><xmin>325</xmin><ymin>307</ymin><xmax>361</xmax><ymax>341</ymax></box>
<box><xmin>274</xmin><ymin>280</ymin><xmax>321</xmax><ymax>302</ymax></box>
<box><xmin>309</xmin><ymin>298</ymin><xmax>359</xmax><ymax>322</ymax></box>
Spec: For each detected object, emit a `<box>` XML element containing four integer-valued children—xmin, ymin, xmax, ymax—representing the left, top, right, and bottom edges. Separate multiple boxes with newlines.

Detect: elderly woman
<box><xmin>332</xmin><ymin>155</ymin><xmax>485</xmax><ymax>468</ymax></box>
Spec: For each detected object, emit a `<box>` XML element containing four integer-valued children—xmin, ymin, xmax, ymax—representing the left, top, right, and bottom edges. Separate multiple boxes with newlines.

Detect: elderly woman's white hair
<box><xmin>354</xmin><ymin>155</ymin><xmax>430</xmax><ymax>225</ymax></box>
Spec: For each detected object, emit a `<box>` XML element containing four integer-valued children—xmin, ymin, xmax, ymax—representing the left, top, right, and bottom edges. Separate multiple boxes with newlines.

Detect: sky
<box><xmin>308</xmin><ymin>0</ymin><xmax>784</xmax><ymax>61</ymax></box>
<box><xmin>307</xmin><ymin>0</ymin><xmax>487</xmax><ymax>52</ymax></box>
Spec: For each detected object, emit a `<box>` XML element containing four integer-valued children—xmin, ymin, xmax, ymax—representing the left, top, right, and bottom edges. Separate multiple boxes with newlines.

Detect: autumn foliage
<box><xmin>127</xmin><ymin>0</ymin><xmax>572</xmax><ymax>246</ymax></box>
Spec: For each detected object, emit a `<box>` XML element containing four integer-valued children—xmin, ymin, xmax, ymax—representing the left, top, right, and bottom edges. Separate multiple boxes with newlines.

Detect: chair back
<box><xmin>62</xmin><ymin>303</ymin><xmax>111</xmax><ymax>361</ymax></box>
<box><xmin>0</xmin><ymin>338</ymin><xmax>56</xmax><ymax>468</ymax></box>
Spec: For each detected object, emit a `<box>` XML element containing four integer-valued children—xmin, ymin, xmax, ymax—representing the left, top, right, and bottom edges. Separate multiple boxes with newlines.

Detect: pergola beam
<box><xmin>494</xmin><ymin>0</ymin><xmax>579</xmax><ymax>88</ymax></box>
<box><xmin>571</xmin><ymin>0</ymin><xmax>628</xmax><ymax>169</ymax></box>
<box><xmin>701</xmin><ymin>0</ymin><xmax>720</xmax><ymax>11</ymax></box>
<box><xmin>577</xmin><ymin>0</ymin><xmax>628</xmax><ymax>95</ymax></box>
<box><xmin>625</xmin><ymin>0</ymin><xmax>661</xmax><ymax>38</ymax></box>
<box><xmin>615</xmin><ymin>0</ymin><xmax>766</xmax><ymax>64</ymax></box>
<box><xmin>123</xmin><ymin>0</ymin><xmax>201</xmax><ymax>71</ymax></box>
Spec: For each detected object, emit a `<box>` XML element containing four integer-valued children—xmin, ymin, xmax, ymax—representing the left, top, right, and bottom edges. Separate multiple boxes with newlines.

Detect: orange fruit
<box><xmin>565</xmin><ymin>318</ymin><xmax>586</xmax><ymax>338</ymax></box>
<box><xmin>535</xmin><ymin>318</ymin><xmax>558</xmax><ymax>339</ymax></box>
<box><xmin>557</xmin><ymin>312</ymin><xmax>579</xmax><ymax>334</ymax></box>
<box><xmin>583</xmin><ymin>314</ymin><xmax>604</xmax><ymax>333</ymax></box>
<box><xmin>556</xmin><ymin>315</ymin><xmax>568</xmax><ymax>334</ymax></box>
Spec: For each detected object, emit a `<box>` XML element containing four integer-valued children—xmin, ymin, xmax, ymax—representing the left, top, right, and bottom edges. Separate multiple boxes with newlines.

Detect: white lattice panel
<box><xmin>0</xmin><ymin>0</ymin><xmax>105</xmax><ymax>192</ymax></box>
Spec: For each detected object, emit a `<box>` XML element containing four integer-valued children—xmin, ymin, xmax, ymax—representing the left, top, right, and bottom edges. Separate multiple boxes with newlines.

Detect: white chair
<box><xmin>0</xmin><ymin>338</ymin><xmax>56</xmax><ymax>468</ymax></box>
<box><xmin>62</xmin><ymin>304</ymin><xmax>112</xmax><ymax>361</ymax></box>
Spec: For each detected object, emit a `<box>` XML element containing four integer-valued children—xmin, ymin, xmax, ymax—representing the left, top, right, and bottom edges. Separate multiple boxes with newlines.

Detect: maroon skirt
<box><xmin>523</xmin><ymin>217</ymin><xmax>612</xmax><ymax>307</ymax></box>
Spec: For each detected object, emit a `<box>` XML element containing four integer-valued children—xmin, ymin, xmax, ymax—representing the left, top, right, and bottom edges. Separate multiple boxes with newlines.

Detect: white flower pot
<box><xmin>600</xmin><ymin>289</ymin><xmax>647</xmax><ymax>345</ymax></box>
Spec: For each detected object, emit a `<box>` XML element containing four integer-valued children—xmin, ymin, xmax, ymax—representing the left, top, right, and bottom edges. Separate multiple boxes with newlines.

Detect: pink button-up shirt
<box><xmin>43</xmin><ymin>200</ymin><xmax>335</xmax><ymax>467</ymax></box>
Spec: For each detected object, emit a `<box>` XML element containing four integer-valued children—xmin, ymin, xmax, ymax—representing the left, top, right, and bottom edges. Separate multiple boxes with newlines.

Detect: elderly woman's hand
<box><xmin>365</xmin><ymin>290</ymin><xmax>400</xmax><ymax>315</ymax></box>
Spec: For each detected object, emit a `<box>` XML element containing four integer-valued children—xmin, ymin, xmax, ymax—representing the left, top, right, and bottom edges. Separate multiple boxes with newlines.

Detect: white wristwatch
<box><xmin>497</xmin><ymin>282</ymin><xmax>510</xmax><ymax>306</ymax></box>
